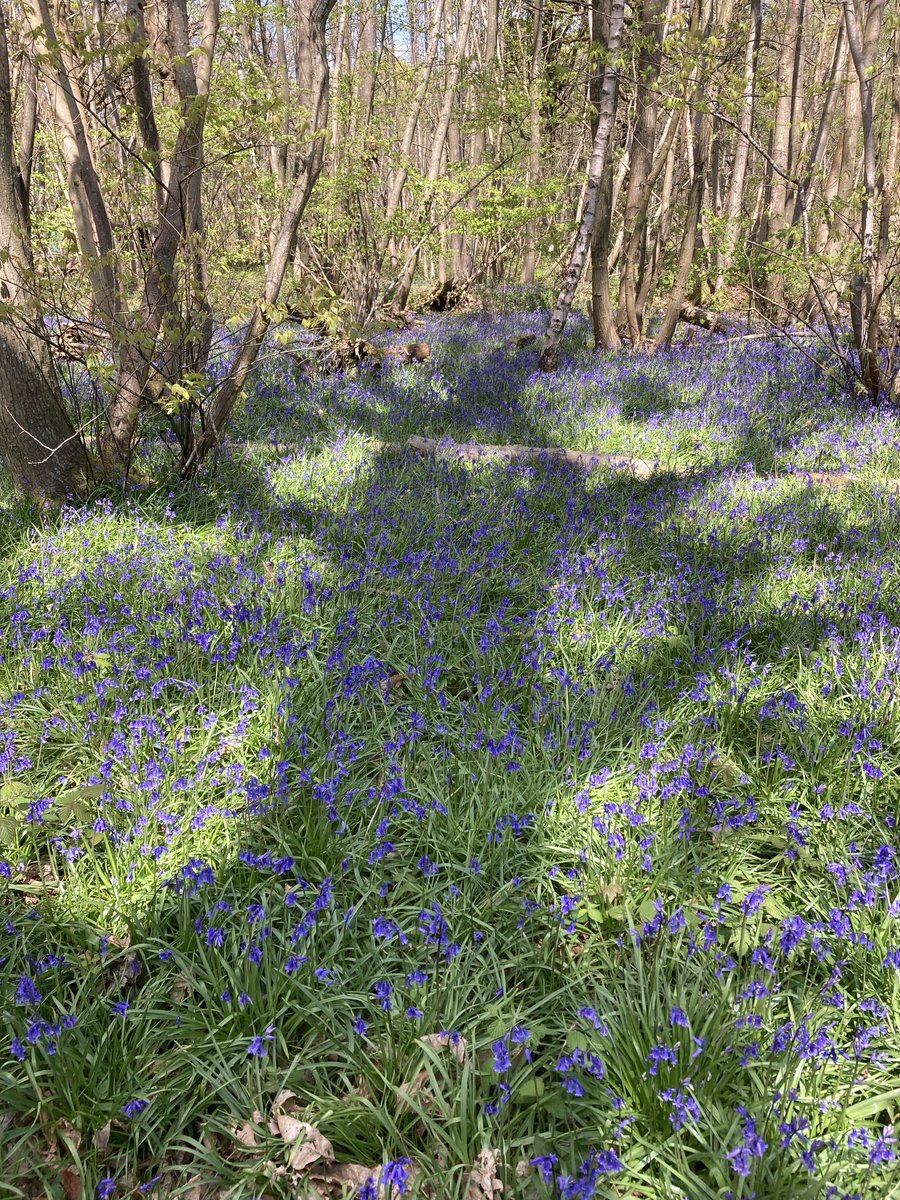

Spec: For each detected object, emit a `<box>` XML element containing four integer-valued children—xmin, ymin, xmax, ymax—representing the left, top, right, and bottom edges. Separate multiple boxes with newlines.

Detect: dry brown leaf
<box><xmin>61</xmin><ymin>1166</ymin><xmax>82</xmax><ymax>1200</ymax></box>
<box><xmin>420</xmin><ymin>1031</ymin><xmax>468</xmax><ymax>1063</ymax></box>
<box><xmin>57</xmin><ymin>1120</ymin><xmax>82</xmax><ymax>1152</ymax></box>
<box><xmin>112</xmin><ymin>952</ymin><xmax>141</xmax><ymax>989</ymax></box>
<box><xmin>272</xmin><ymin>1088</ymin><xmax>299</xmax><ymax>1112</ymax></box>
<box><xmin>273</xmin><ymin>1112</ymin><xmax>305</xmax><ymax>1143</ymax></box>
<box><xmin>378</xmin><ymin>671</ymin><xmax>407</xmax><ymax>700</ymax></box>
<box><xmin>467</xmin><ymin>1149</ymin><xmax>503</xmax><ymax>1198</ymax></box>
<box><xmin>287</xmin><ymin>1124</ymin><xmax>334</xmax><ymax>1172</ymax></box>
<box><xmin>170</xmin><ymin>975</ymin><xmax>192</xmax><ymax>1002</ymax></box>
<box><xmin>396</xmin><ymin>1069</ymin><xmax>431</xmax><ymax>1113</ymax></box>
<box><xmin>182</xmin><ymin>1176</ymin><xmax>206</xmax><ymax>1200</ymax></box>
<box><xmin>346</xmin><ymin>1074</ymin><xmax>373</xmax><ymax>1101</ymax></box>
<box><xmin>233</xmin><ymin>1121</ymin><xmax>259</xmax><ymax>1149</ymax></box>
<box><xmin>92</xmin><ymin>1121</ymin><xmax>111</xmax><ymax>1154</ymax></box>
<box><xmin>311</xmin><ymin>1162</ymin><xmax>375</xmax><ymax>1196</ymax></box>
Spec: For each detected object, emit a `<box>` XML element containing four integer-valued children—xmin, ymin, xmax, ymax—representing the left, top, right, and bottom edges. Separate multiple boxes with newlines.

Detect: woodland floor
<box><xmin>2</xmin><ymin>310</ymin><xmax>900</xmax><ymax>1199</ymax></box>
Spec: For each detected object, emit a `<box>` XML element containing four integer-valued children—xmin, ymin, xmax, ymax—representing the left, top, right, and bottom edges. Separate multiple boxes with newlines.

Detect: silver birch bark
<box><xmin>538</xmin><ymin>0</ymin><xmax>625</xmax><ymax>373</ymax></box>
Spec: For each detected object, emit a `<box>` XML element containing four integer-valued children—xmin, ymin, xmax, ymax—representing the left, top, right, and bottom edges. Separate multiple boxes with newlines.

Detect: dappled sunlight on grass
<box><xmin>2</xmin><ymin>323</ymin><xmax>900</xmax><ymax>1198</ymax></box>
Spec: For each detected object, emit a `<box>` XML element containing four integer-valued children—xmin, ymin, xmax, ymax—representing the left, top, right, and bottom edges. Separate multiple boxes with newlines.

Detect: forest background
<box><xmin>0</xmin><ymin>0</ymin><xmax>898</xmax><ymax>500</ymax></box>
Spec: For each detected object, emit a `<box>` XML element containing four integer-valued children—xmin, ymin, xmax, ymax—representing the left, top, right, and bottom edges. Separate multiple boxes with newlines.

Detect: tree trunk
<box><xmin>101</xmin><ymin>0</ymin><xmax>220</xmax><ymax>474</ymax></box>
<box><xmin>716</xmin><ymin>0</ymin><xmax>761</xmax><ymax>289</ymax></box>
<box><xmin>519</xmin><ymin>0</ymin><xmax>545</xmax><ymax>284</ymax></box>
<box><xmin>380</xmin><ymin>0</ymin><xmax>445</xmax><ymax>260</ymax></box>
<box><xmin>589</xmin><ymin>0</ymin><xmax>620</xmax><ymax>350</ymax></box>
<box><xmin>183</xmin><ymin>0</ymin><xmax>339</xmax><ymax>474</ymax></box>
<box><xmin>538</xmin><ymin>0</ymin><xmax>625</xmax><ymax>372</ymax></box>
<box><xmin>842</xmin><ymin>0</ymin><xmax>885</xmax><ymax>399</ymax></box>
<box><xmin>653</xmin><ymin>106</ymin><xmax>711</xmax><ymax>349</ymax></box>
<box><xmin>25</xmin><ymin>0</ymin><xmax>120</xmax><ymax>326</ymax></box>
<box><xmin>616</xmin><ymin>0</ymin><xmax>664</xmax><ymax>344</ymax></box>
<box><xmin>0</xmin><ymin>1</ymin><xmax>90</xmax><ymax>502</ymax></box>
<box><xmin>765</xmin><ymin>0</ymin><xmax>804</xmax><ymax>313</ymax></box>
<box><xmin>389</xmin><ymin>0</ymin><xmax>474</xmax><ymax>311</ymax></box>
<box><xmin>356</xmin><ymin>0</ymin><xmax>377</xmax><ymax>134</ymax></box>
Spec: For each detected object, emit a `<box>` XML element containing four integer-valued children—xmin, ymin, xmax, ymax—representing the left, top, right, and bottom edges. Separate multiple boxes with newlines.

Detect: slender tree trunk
<box><xmin>15</xmin><ymin>47</ymin><xmax>36</xmax><ymax>220</ymax></box>
<box><xmin>390</xmin><ymin>0</ymin><xmax>474</xmax><ymax>310</ymax></box>
<box><xmin>649</xmin><ymin>132</ymin><xmax>678</xmax><ymax>284</ymax></box>
<box><xmin>183</xmin><ymin>0</ymin><xmax>338</xmax><ymax>474</ymax></box>
<box><xmin>271</xmin><ymin>18</ymin><xmax>291</xmax><ymax>191</ymax></box>
<box><xmin>652</xmin><ymin>0</ymin><xmax>711</xmax><ymax>349</ymax></box>
<box><xmin>356</xmin><ymin>0</ymin><xmax>377</xmax><ymax>134</ymax></box>
<box><xmin>716</xmin><ymin>0</ymin><xmax>761</xmax><ymax>289</ymax></box>
<box><xmin>616</xmin><ymin>0</ymin><xmax>664</xmax><ymax>344</ymax></box>
<box><xmin>653</xmin><ymin>107</ymin><xmax>711</xmax><ymax>349</ymax></box>
<box><xmin>25</xmin><ymin>0</ymin><xmax>119</xmax><ymax>326</ymax></box>
<box><xmin>589</xmin><ymin>0</ymin><xmax>619</xmax><ymax>350</ymax></box>
<box><xmin>843</xmin><ymin>0</ymin><xmax>885</xmax><ymax>398</ymax></box>
<box><xmin>102</xmin><ymin>0</ymin><xmax>220</xmax><ymax>474</ymax></box>
<box><xmin>520</xmin><ymin>0</ymin><xmax>545</xmax><ymax>284</ymax></box>
<box><xmin>379</xmin><ymin>0</ymin><xmax>445</xmax><ymax>258</ymax></box>
<box><xmin>539</xmin><ymin>0</ymin><xmax>625</xmax><ymax>372</ymax></box>
<box><xmin>330</xmin><ymin>3</ymin><xmax>349</xmax><ymax>169</ymax></box>
<box><xmin>0</xmin><ymin>1</ymin><xmax>91</xmax><ymax>502</ymax></box>
<box><xmin>765</xmin><ymin>0</ymin><xmax>804</xmax><ymax>313</ymax></box>
<box><xmin>469</xmin><ymin>0</ymin><xmax>497</xmax><ymax>174</ymax></box>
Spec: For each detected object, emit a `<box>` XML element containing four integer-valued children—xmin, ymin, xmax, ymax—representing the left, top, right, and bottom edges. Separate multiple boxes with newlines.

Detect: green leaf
<box><xmin>57</xmin><ymin>784</ymin><xmax>105</xmax><ymax>804</ymax></box>
<box><xmin>730</xmin><ymin>924</ymin><xmax>757</xmax><ymax>955</ymax></box>
<box><xmin>0</xmin><ymin>781</ymin><xmax>28</xmax><ymax>804</ymax></box>
<box><xmin>516</xmin><ymin>1076</ymin><xmax>545</xmax><ymax>1100</ymax></box>
<box><xmin>540</xmin><ymin>1093</ymin><xmax>570</xmax><ymax>1119</ymax></box>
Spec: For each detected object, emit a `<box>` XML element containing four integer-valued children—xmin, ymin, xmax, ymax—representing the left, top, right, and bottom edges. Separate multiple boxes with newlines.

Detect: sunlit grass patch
<box><xmin>2</xmin><ymin>323</ymin><xmax>900</xmax><ymax>1198</ymax></box>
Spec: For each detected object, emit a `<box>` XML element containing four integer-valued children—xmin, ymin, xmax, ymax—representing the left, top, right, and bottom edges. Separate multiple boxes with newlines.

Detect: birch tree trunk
<box><xmin>538</xmin><ymin>0</ymin><xmax>624</xmax><ymax>372</ymax></box>
<box><xmin>588</xmin><ymin>0</ymin><xmax>618</xmax><ymax>349</ymax></box>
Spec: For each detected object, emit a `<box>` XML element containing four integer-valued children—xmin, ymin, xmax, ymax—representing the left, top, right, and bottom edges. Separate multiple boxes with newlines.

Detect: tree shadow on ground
<box><xmin>3</xmin><ymin>330</ymin><xmax>900</xmax><ymax>1198</ymax></box>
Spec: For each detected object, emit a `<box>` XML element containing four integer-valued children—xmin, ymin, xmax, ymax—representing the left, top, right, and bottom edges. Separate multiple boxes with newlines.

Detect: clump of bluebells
<box><xmin>1</xmin><ymin>316</ymin><xmax>900</xmax><ymax>1197</ymax></box>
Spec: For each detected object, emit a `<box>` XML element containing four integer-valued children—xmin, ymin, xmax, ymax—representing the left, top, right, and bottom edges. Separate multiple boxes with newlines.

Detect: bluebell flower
<box><xmin>14</xmin><ymin>975</ymin><xmax>41</xmax><ymax>1006</ymax></box>
<box><xmin>247</xmin><ymin>1024</ymin><xmax>275</xmax><ymax>1057</ymax></box>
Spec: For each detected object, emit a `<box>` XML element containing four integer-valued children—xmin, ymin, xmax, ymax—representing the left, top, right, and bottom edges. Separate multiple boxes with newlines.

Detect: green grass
<box><xmin>2</xmin><ymin>331</ymin><xmax>900</xmax><ymax>1199</ymax></box>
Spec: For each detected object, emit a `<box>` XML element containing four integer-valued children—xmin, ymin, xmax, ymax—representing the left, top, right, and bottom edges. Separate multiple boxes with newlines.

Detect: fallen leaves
<box><xmin>467</xmin><ymin>1149</ymin><xmax>503</xmax><ymax>1198</ymax></box>
<box><xmin>61</xmin><ymin>1166</ymin><xmax>82</xmax><ymax>1200</ymax></box>
<box><xmin>419</xmin><ymin>1030</ymin><xmax>468</xmax><ymax>1063</ymax></box>
<box><xmin>284</xmin><ymin>1123</ymin><xmax>334</xmax><ymax>1173</ymax></box>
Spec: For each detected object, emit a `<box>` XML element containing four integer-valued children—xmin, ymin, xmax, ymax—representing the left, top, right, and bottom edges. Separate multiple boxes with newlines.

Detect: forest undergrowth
<box><xmin>2</xmin><ymin>312</ymin><xmax>900</xmax><ymax>1199</ymax></box>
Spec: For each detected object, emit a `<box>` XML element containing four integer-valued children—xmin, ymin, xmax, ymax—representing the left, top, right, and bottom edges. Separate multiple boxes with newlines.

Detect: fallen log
<box><xmin>373</xmin><ymin>436</ymin><xmax>900</xmax><ymax>493</ymax></box>
<box><xmin>402</xmin><ymin>436</ymin><xmax>680</xmax><ymax>480</ymax></box>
